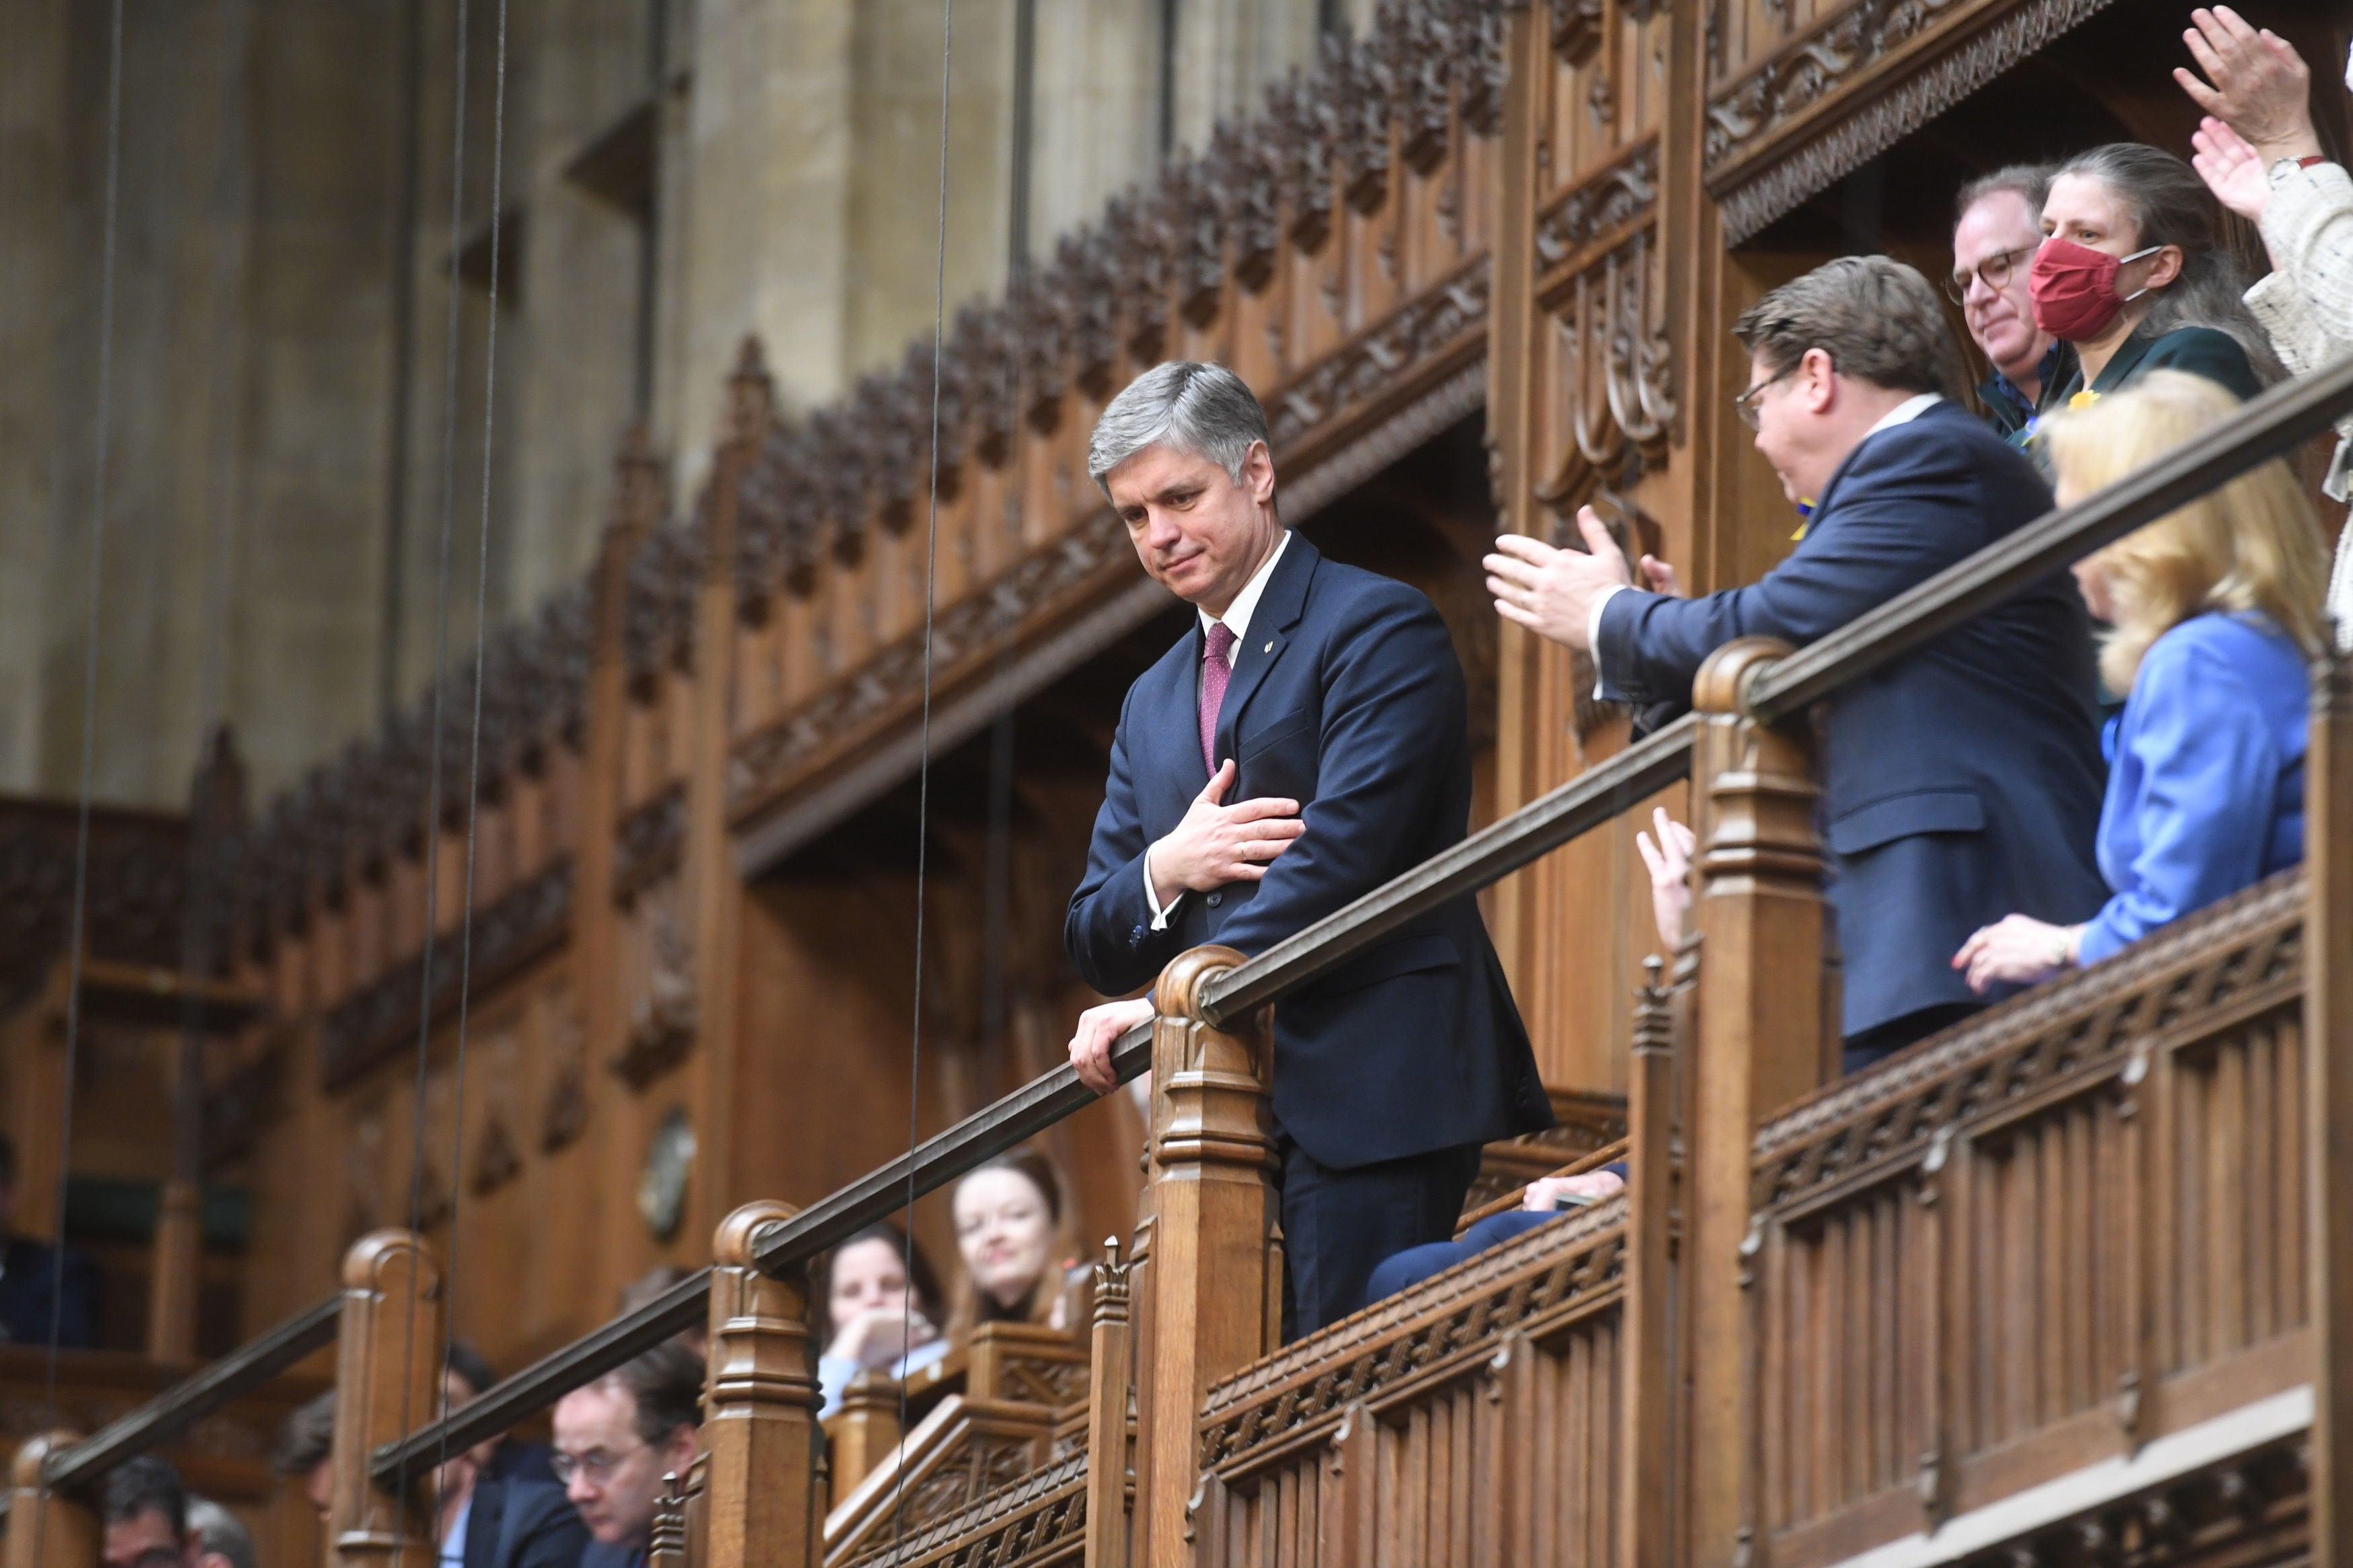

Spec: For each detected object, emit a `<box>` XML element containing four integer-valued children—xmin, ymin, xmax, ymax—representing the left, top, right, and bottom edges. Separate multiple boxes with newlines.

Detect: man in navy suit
<box><xmin>1064</xmin><ymin>361</ymin><xmax>1553</xmax><ymax>1338</ymax></box>
<box><xmin>1483</xmin><ymin>256</ymin><xmax>2108</xmax><ymax>1068</ymax></box>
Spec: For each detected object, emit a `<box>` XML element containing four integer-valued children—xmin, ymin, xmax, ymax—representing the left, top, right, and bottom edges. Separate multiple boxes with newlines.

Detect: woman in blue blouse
<box><xmin>1956</xmin><ymin>371</ymin><xmax>2327</xmax><ymax>992</ymax></box>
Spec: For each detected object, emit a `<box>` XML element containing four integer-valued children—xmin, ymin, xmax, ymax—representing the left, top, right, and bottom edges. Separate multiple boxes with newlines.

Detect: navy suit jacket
<box><xmin>461</xmin><ymin>1479</ymin><xmax>590</xmax><ymax>1568</ymax></box>
<box><xmin>1595</xmin><ymin>401</ymin><xmax>2109</xmax><ymax>1036</ymax></box>
<box><xmin>1066</xmin><ymin>535</ymin><xmax>1553</xmax><ymax>1168</ymax></box>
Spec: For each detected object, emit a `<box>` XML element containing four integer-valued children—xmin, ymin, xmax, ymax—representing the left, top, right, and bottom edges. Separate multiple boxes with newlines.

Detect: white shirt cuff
<box><xmin>1587</xmin><ymin>585</ymin><xmax>1625</xmax><ymax>700</ymax></box>
<box><xmin>1144</xmin><ymin>845</ymin><xmax>1180</xmax><ymax>931</ymax></box>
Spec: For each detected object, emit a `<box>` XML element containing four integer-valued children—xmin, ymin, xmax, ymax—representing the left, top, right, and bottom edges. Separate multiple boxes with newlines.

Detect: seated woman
<box><xmin>814</xmin><ymin>1222</ymin><xmax>949</xmax><ymax>1418</ymax></box>
<box><xmin>2033</xmin><ymin>143</ymin><xmax>2280</xmax><ymax>410</ymax></box>
<box><xmin>949</xmin><ymin>1149</ymin><xmax>1080</xmax><ymax>1335</ymax></box>
<box><xmin>1361</xmin><ymin>808</ymin><xmax>1695</xmax><ymax>1309</ymax></box>
<box><xmin>1956</xmin><ymin>371</ymin><xmax>2325</xmax><ymax>993</ymax></box>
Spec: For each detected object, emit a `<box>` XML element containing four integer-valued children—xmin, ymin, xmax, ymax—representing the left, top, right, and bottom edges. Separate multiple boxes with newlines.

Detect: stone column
<box><xmin>1135</xmin><ymin>946</ymin><xmax>1275</xmax><ymax>1568</ymax></box>
<box><xmin>701</xmin><ymin>1199</ymin><xmax>820</xmax><ymax>1568</ymax></box>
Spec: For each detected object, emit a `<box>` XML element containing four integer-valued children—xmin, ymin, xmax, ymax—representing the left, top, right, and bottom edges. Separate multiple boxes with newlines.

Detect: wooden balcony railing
<box><xmin>14</xmin><ymin>245</ymin><xmax>2353</xmax><ymax>1568</ymax></box>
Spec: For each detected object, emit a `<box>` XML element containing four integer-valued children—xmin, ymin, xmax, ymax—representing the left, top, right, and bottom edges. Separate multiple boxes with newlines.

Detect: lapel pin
<box><xmin>1263</xmin><ymin>641</ymin><xmax>1273</xmax><ymax>653</ymax></box>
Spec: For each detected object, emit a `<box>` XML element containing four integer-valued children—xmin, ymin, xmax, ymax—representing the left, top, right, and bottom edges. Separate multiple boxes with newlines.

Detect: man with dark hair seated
<box><xmin>552</xmin><ymin>1340</ymin><xmax>703</xmax><ymax>1568</ymax></box>
<box><xmin>102</xmin><ymin>1457</ymin><xmax>198</xmax><ymax>1568</ymax></box>
<box><xmin>446</xmin><ymin>1339</ymin><xmax>560</xmax><ymax>1485</ymax></box>
<box><xmin>0</xmin><ymin>1132</ymin><xmax>101</xmax><ymax>1349</ymax></box>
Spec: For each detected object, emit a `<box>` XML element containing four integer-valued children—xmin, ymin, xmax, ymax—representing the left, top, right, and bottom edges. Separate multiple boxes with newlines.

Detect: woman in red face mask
<box><xmin>2032</xmin><ymin>143</ymin><xmax>2278</xmax><ymax>414</ymax></box>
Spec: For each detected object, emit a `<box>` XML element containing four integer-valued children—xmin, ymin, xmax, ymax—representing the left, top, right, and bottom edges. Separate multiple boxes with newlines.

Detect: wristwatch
<box><xmin>2269</xmin><ymin>153</ymin><xmax>2329</xmax><ymax>185</ymax></box>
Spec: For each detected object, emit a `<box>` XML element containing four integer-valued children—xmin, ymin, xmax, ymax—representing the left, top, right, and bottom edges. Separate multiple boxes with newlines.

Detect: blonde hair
<box><xmin>2040</xmin><ymin>370</ymin><xmax>2327</xmax><ymax>692</ymax></box>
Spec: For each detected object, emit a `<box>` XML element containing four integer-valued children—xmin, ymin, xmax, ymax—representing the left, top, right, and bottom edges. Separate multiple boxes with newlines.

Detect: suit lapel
<box><xmin>1212</xmin><ymin>536</ymin><xmax>1318</xmax><ymax>768</ymax></box>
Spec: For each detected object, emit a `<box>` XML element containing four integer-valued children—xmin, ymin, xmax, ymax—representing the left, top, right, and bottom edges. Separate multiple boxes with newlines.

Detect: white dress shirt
<box><xmin>1144</xmin><ymin>529</ymin><xmax>1295</xmax><ymax>929</ymax></box>
<box><xmin>1583</xmin><ymin>394</ymin><xmax>1943</xmax><ymax>692</ymax></box>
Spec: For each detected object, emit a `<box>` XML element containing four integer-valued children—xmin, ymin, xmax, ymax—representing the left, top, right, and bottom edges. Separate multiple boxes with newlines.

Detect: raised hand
<box><xmin>2174</xmin><ymin>7</ymin><xmax>2319</xmax><ymax>161</ymax></box>
<box><xmin>1634</xmin><ymin>807</ymin><xmax>1698</xmax><ymax>953</ymax></box>
<box><xmin>1146</xmin><ymin>758</ymin><xmax>1305</xmax><ymax>907</ymax></box>
<box><xmin>2192</xmin><ymin>117</ymin><xmax>2272</xmax><ymax>221</ymax></box>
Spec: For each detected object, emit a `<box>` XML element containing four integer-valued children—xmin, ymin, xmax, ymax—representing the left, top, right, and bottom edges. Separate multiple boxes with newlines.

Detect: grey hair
<box><xmin>1953</xmin><ymin>163</ymin><xmax>2055</xmax><ymax>227</ymax></box>
<box><xmin>2052</xmin><ymin>143</ymin><xmax>2284</xmax><ymax>386</ymax></box>
<box><xmin>187</xmin><ymin>1499</ymin><xmax>257</xmax><ymax>1568</ymax></box>
<box><xmin>1087</xmin><ymin>362</ymin><xmax>1272</xmax><ymax>499</ymax></box>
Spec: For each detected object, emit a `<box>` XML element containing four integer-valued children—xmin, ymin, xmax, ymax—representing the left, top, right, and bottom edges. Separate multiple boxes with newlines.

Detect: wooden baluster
<box><xmin>701</xmin><ymin>1199</ymin><xmax>818</xmax><ymax>1568</ymax></box>
<box><xmin>327</xmin><ymin>1230</ymin><xmax>443</xmax><ymax>1568</ymax></box>
<box><xmin>1133</xmin><ymin>946</ymin><xmax>1275</xmax><ymax>1568</ymax></box>
<box><xmin>647</xmin><ymin>1471</ymin><xmax>688</xmax><ymax>1568</ymax></box>
<box><xmin>2308</xmin><ymin>646</ymin><xmax>2353</xmax><ymax>1564</ymax></box>
<box><xmin>1084</xmin><ymin>1237</ymin><xmax>1135</xmax><ymax>1568</ymax></box>
<box><xmin>6</xmin><ymin>1434</ymin><xmax>94</xmax><ymax>1568</ymax></box>
<box><xmin>1619</xmin><ymin>956</ymin><xmax>1678</xmax><ymax>1568</ymax></box>
<box><xmin>821</xmin><ymin>1374</ymin><xmax>902</xmax><ymax>1505</ymax></box>
<box><xmin>1681</xmin><ymin>639</ymin><xmax>1829</xmax><ymax>1568</ymax></box>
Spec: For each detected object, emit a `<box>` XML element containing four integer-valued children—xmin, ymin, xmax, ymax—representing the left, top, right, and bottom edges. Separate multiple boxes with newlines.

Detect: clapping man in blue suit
<box><xmin>1063</xmin><ymin>362</ymin><xmax>1554</xmax><ymax>1338</ymax></box>
<box><xmin>1483</xmin><ymin>256</ymin><xmax>2108</xmax><ymax>1069</ymax></box>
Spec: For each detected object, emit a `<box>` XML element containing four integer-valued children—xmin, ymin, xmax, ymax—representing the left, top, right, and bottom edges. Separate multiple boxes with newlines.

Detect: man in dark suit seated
<box><xmin>551</xmin><ymin>1340</ymin><xmax>702</xmax><ymax>1568</ymax></box>
<box><xmin>1482</xmin><ymin>256</ymin><xmax>2108</xmax><ymax>1069</ymax></box>
<box><xmin>0</xmin><ymin>1132</ymin><xmax>100</xmax><ymax>1349</ymax></box>
<box><xmin>1062</xmin><ymin>361</ymin><xmax>1554</xmax><ymax>1339</ymax></box>
<box><xmin>440</xmin><ymin>1447</ymin><xmax>590</xmax><ymax>1568</ymax></box>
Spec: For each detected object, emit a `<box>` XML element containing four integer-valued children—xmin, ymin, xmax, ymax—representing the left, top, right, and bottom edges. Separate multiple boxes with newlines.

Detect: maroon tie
<box><xmin>1199</xmin><ymin>622</ymin><xmax>1236</xmax><ymax>778</ymax></box>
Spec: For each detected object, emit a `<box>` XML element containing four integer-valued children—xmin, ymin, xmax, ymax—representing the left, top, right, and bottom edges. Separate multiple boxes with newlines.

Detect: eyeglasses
<box><xmin>1944</xmin><ymin>245</ymin><xmax>2032</xmax><ymax>304</ymax></box>
<box><xmin>551</xmin><ymin>1440</ymin><xmax>647</xmax><ymax>1486</ymax></box>
<box><xmin>1732</xmin><ymin>366</ymin><xmax>1796</xmax><ymax>431</ymax></box>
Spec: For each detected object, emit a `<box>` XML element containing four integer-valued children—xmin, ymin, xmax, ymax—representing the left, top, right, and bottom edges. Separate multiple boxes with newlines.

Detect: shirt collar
<box><xmin>1198</xmin><ymin>530</ymin><xmax>1293</xmax><ymax>649</ymax></box>
<box><xmin>1864</xmin><ymin>392</ymin><xmax>1943</xmax><ymax>438</ymax></box>
<box><xmin>440</xmin><ymin>1494</ymin><xmax>473</xmax><ymax>1557</ymax></box>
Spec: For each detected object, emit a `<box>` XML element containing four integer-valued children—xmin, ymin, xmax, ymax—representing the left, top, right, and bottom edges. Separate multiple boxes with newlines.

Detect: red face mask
<box><xmin>2030</xmin><ymin>237</ymin><xmax>2162</xmax><ymax>342</ymax></box>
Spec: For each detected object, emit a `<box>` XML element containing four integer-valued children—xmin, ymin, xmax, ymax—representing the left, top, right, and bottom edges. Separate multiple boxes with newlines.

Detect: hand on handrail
<box><xmin>1069</xmin><ymin>997</ymin><xmax>1154</xmax><ymax>1094</ymax></box>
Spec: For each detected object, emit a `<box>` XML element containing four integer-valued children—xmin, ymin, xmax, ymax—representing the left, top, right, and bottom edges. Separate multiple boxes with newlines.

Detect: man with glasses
<box><xmin>1485</xmin><ymin>256</ymin><xmax>2106</xmax><ymax>1070</ymax></box>
<box><xmin>1949</xmin><ymin>165</ymin><xmax>2073</xmax><ymax>445</ymax></box>
<box><xmin>552</xmin><ymin>1340</ymin><xmax>703</xmax><ymax>1568</ymax></box>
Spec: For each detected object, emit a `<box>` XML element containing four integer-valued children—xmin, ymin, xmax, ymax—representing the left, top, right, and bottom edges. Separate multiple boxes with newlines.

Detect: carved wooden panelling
<box><xmin>317</xmin><ymin>857</ymin><xmax>574</xmax><ymax>1087</ymax></box>
<box><xmin>837</xmin><ymin>1452</ymin><xmax>1086</xmax><ymax>1568</ymax></box>
<box><xmin>1706</xmin><ymin>0</ymin><xmax>2122</xmax><ymax>243</ymax></box>
<box><xmin>1745</xmin><ymin>872</ymin><xmax>2309</xmax><ymax>1564</ymax></box>
<box><xmin>1194</xmin><ymin>1206</ymin><xmax>1626</xmax><ymax>1568</ymax></box>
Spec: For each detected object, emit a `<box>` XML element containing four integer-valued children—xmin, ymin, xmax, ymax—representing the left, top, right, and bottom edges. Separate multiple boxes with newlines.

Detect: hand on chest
<box><xmin>1166</xmin><ymin>630</ymin><xmax>1318</xmax><ymax>821</ymax></box>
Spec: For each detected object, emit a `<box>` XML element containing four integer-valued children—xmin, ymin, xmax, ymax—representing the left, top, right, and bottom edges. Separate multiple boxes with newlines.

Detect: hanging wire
<box><xmin>392</xmin><ymin>0</ymin><xmax>483</xmax><ymax>1547</ymax></box>
<box><xmin>428</xmin><ymin>0</ymin><xmax>514</xmax><ymax>1503</ymax></box>
<box><xmin>891</xmin><ymin>1</ymin><xmax>955</xmax><ymax>1558</ymax></box>
<box><xmin>35</xmin><ymin>10</ymin><xmax>128</xmax><ymax>1532</ymax></box>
